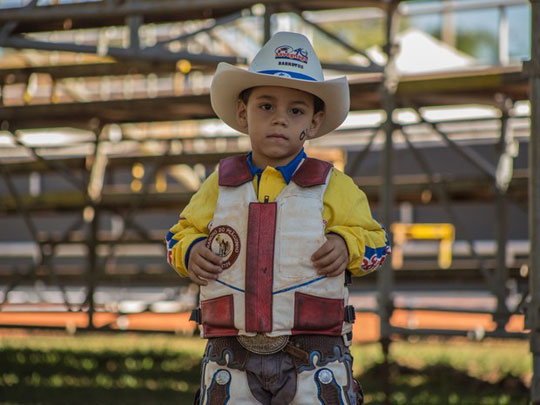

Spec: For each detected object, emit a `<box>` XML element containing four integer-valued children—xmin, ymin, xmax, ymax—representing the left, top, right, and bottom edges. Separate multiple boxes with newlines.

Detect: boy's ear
<box><xmin>236</xmin><ymin>99</ymin><xmax>248</xmax><ymax>129</ymax></box>
<box><xmin>306</xmin><ymin>110</ymin><xmax>325</xmax><ymax>139</ymax></box>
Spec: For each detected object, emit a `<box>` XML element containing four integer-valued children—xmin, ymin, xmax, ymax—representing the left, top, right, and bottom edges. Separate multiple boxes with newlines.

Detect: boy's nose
<box><xmin>271</xmin><ymin>110</ymin><xmax>288</xmax><ymax>126</ymax></box>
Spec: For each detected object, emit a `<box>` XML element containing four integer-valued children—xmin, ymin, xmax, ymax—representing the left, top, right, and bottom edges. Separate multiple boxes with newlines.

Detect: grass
<box><xmin>0</xmin><ymin>331</ymin><xmax>531</xmax><ymax>404</ymax></box>
<box><xmin>350</xmin><ymin>338</ymin><xmax>531</xmax><ymax>404</ymax></box>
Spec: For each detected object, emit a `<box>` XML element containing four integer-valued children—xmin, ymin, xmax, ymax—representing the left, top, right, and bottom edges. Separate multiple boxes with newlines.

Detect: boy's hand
<box><xmin>311</xmin><ymin>233</ymin><xmax>349</xmax><ymax>277</ymax></box>
<box><xmin>188</xmin><ymin>239</ymin><xmax>223</xmax><ymax>286</ymax></box>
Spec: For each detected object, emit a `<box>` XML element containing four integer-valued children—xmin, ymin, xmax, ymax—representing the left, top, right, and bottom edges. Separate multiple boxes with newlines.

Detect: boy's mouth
<box><xmin>267</xmin><ymin>134</ymin><xmax>288</xmax><ymax>140</ymax></box>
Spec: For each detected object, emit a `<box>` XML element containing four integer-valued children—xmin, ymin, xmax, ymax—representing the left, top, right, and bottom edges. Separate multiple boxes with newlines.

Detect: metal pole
<box><xmin>378</xmin><ymin>2</ymin><xmax>399</xmax><ymax>404</ymax></box>
<box><xmin>86</xmin><ymin>204</ymin><xmax>99</xmax><ymax>329</ymax></box>
<box><xmin>441</xmin><ymin>0</ymin><xmax>456</xmax><ymax>48</ymax></box>
<box><xmin>0</xmin><ymin>36</ymin><xmax>246</xmax><ymax>65</ymax></box>
<box><xmin>493</xmin><ymin>103</ymin><xmax>511</xmax><ymax>330</ymax></box>
<box><xmin>127</xmin><ymin>14</ymin><xmax>142</xmax><ymax>51</ymax></box>
<box><xmin>494</xmin><ymin>188</ymin><xmax>509</xmax><ymax>328</ymax></box>
<box><xmin>412</xmin><ymin>109</ymin><xmax>497</xmax><ymax>179</ymax></box>
<box><xmin>85</xmin><ymin>128</ymin><xmax>104</xmax><ymax>328</ymax></box>
<box><xmin>347</xmin><ymin>127</ymin><xmax>382</xmax><ymax>175</ymax></box>
<box><xmin>528</xmin><ymin>1</ymin><xmax>540</xmax><ymax>403</ymax></box>
<box><xmin>498</xmin><ymin>5</ymin><xmax>510</xmax><ymax>65</ymax></box>
<box><xmin>263</xmin><ymin>4</ymin><xmax>272</xmax><ymax>44</ymax></box>
<box><xmin>0</xmin><ymin>0</ymin><xmax>285</xmax><ymax>23</ymax></box>
<box><xmin>293</xmin><ymin>8</ymin><xmax>381</xmax><ymax>68</ymax></box>
<box><xmin>378</xmin><ymin>0</ymin><xmax>399</xmax><ymax>341</ymax></box>
<box><xmin>400</xmin><ymin>125</ymin><xmax>499</xmax><ymax>295</ymax></box>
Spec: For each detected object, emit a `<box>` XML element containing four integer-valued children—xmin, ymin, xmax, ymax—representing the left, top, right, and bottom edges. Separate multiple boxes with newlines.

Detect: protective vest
<box><xmin>198</xmin><ymin>155</ymin><xmax>354</xmax><ymax>338</ymax></box>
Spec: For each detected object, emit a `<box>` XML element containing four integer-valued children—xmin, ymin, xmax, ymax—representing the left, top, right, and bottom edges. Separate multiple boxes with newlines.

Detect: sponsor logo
<box><xmin>278</xmin><ymin>61</ymin><xmax>304</xmax><ymax>70</ymax></box>
<box><xmin>206</xmin><ymin>225</ymin><xmax>241</xmax><ymax>270</ymax></box>
<box><xmin>274</xmin><ymin>45</ymin><xmax>308</xmax><ymax>64</ymax></box>
<box><xmin>361</xmin><ymin>244</ymin><xmax>391</xmax><ymax>272</ymax></box>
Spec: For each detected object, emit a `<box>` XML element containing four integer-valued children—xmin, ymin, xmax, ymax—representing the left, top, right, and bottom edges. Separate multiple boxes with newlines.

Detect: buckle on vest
<box><xmin>236</xmin><ymin>334</ymin><xmax>289</xmax><ymax>355</ymax></box>
<box><xmin>344</xmin><ymin>305</ymin><xmax>356</xmax><ymax>323</ymax></box>
<box><xmin>344</xmin><ymin>270</ymin><xmax>352</xmax><ymax>286</ymax></box>
<box><xmin>190</xmin><ymin>308</ymin><xmax>201</xmax><ymax>324</ymax></box>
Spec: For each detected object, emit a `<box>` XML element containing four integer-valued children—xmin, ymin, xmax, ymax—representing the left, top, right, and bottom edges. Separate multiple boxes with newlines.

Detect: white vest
<box><xmin>199</xmin><ymin>155</ymin><xmax>352</xmax><ymax>338</ymax></box>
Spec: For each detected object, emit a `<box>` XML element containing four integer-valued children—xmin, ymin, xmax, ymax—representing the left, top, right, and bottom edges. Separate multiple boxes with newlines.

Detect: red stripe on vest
<box><xmin>245</xmin><ymin>202</ymin><xmax>276</xmax><ymax>333</ymax></box>
<box><xmin>291</xmin><ymin>158</ymin><xmax>332</xmax><ymax>188</ymax></box>
<box><xmin>218</xmin><ymin>154</ymin><xmax>253</xmax><ymax>186</ymax></box>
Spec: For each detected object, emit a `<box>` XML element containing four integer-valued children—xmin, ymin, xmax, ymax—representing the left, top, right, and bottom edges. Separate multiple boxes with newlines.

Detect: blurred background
<box><xmin>0</xmin><ymin>0</ymin><xmax>533</xmax><ymax>404</ymax></box>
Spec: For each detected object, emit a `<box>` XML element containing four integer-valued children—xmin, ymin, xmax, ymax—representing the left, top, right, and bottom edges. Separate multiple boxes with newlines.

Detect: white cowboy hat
<box><xmin>210</xmin><ymin>31</ymin><xmax>350</xmax><ymax>138</ymax></box>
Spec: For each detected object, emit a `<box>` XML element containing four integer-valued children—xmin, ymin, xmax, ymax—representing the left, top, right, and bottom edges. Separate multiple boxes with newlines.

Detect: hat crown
<box><xmin>248</xmin><ymin>32</ymin><xmax>324</xmax><ymax>82</ymax></box>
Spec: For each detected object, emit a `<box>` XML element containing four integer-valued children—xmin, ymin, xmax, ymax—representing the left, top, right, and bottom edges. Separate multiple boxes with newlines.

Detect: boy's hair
<box><xmin>239</xmin><ymin>88</ymin><xmax>325</xmax><ymax>115</ymax></box>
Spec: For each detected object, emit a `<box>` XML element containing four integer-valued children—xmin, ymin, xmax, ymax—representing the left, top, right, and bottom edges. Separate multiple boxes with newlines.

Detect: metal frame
<box><xmin>528</xmin><ymin>1</ymin><xmax>540</xmax><ymax>403</ymax></box>
<box><xmin>0</xmin><ymin>6</ymin><xmax>248</xmax><ymax>65</ymax></box>
<box><xmin>0</xmin><ymin>0</ymin><xmax>535</xmax><ymax>402</ymax></box>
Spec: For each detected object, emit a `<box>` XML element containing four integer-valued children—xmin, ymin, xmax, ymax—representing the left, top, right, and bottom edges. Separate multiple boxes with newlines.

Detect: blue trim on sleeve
<box><xmin>165</xmin><ymin>231</ymin><xmax>177</xmax><ymax>247</ymax></box>
<box><xmin>184</xmin><ymin>236</ymin><xmax>207</xmax><ymax>270</ymax></box>
<box><xmin>361</xmin><ymin>225</ymin><xmax>391</xmax><ymax>272</ymax></box>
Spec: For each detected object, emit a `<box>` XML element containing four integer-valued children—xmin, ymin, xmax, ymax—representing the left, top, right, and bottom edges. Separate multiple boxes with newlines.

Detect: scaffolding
<box><xmin>0</xmin><ymin>0</ymin><xmax>535</xmax><ymax>402</ymax></box>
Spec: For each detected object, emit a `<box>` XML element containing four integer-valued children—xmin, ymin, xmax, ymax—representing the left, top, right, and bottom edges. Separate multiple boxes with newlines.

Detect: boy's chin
<box><xmin>265</xmin><ymin>149</ymin><xmax>300</xmax><ymax>160</ymax></box>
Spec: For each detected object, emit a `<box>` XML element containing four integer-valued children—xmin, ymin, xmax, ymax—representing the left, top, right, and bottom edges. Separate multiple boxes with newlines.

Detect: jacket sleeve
<box><xmin>165</xmin><ymin>171</ymin><xmax>219</xmax><ymax>277</ymax></box>
<box><xmin>322</xmin><ymin>169</ymin><xmax>391</xmax><ymax>276</ymax></box>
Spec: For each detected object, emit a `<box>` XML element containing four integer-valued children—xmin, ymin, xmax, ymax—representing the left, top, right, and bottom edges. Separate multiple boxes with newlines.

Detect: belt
<box><xmin>236</xmin><ymin>334</ymin><xmax>309</xmax><ymax>361</ymax></box>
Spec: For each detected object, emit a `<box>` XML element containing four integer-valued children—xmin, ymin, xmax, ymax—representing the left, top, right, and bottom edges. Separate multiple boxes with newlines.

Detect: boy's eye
<box><xmin>260</xmin><ymin>103</ymin><xmax>272</xmax><ymax>111</ymax></box>
<box><xmin>291</xmin><ymin>108</ymin><xmax>304</xmax><ymax>115</ymax></box>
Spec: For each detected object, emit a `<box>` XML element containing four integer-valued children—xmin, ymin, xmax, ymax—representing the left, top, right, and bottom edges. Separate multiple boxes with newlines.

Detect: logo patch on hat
<box><xmin>206</xmin><ymin>225</ymin><xmax>241</xmax><ymax>270</ymax></box>
<box><xmin>274</xmin><ymin>45</ymin><xmax>308</xmax><ymax>64</ymax></box>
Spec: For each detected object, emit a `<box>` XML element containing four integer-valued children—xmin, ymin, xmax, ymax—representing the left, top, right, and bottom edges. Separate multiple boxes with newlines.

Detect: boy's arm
<box><xmin>323</xmin><ymin>169</ymin><xmax>391</xmax><ymax>276</ymax></box>
<box><xmin>166</xmin><ymin>171</ymin><xmax>219</xmax><ymax>277</ymax></box>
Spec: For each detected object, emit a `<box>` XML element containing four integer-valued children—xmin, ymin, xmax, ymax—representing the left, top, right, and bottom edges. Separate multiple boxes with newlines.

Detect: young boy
<box><xmin>166</xmin><ymin>32</ymin><xmax>390</xmax><ymax>405</ymax></box>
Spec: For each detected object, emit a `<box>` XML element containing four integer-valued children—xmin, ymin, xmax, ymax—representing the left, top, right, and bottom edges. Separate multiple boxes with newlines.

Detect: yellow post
<box><xmin>390</xmin><ymin>223</ymin><xmax>455</xmax><ymax>269</ymax></box>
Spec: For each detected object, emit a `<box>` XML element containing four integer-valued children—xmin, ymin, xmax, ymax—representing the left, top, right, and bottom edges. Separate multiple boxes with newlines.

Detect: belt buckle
<box><xmin>236</xmin><ymin>334</ymin><xmax>289</xmax><ymax>355</ymax></box>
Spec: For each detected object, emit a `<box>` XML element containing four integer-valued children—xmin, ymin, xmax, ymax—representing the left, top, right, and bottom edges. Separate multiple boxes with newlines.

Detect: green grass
<box><xmin>0</xmin><ymin>332</ymin><xmax>531</xmax><ymax>404</ymax></box>
<box><xmin>350</xmin><ymin>338</ymin><xmax>531</xmax><ymax>404</ymax></box>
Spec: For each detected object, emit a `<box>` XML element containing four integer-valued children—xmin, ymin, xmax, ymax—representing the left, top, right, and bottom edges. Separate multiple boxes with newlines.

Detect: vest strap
<box><xmin>190</xmin><ymin>308</ymin><xmax>201</xmax><ymax>324</ymax></box>
<box><xmin>292</xmin><ymin>158</ymin><xmax>333</xmax><ymax>187</ymax></box>
<box><xmin>218</xmin><ymin>154</ymin><xmax>253</xmax><ymax>186</ymax></box>
<box><xmin>344</xmin><ymin>305</ymin><xmax>356</xmax><ymax>323</ymax></box>
<box><xmin>219</xmin><ymin>155</ymin><xmax>332</xmax><ymax>187</ymax></box>
<box><xmin>344</xmin><ymin>270</ymin><xmax>352</xmax><ymax>286</ymax></box>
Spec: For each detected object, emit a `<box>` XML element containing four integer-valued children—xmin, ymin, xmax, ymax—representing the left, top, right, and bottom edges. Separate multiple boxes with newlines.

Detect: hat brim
<box><xmin>210</xmin><ymin>62</ymin><xmax>350</xmax><ymax>138</ymax></box>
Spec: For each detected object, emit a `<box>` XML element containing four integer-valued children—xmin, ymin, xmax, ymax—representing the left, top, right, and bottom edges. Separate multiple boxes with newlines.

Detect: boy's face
<box><xmin>236</xmin><ymin>86</ymin><xmax>324</xmax><ymax>168</ymax></box>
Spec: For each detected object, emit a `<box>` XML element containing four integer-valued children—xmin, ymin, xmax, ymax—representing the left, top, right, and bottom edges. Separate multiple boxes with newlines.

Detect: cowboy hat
<box><xmin>210</xmin><ymin>31</ymin><xmax>350</xmax><ymax>138</ymax></box>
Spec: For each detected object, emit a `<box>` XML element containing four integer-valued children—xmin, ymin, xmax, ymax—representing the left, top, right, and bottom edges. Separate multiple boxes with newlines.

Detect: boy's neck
<box><xmin>250</xmin><ymin>150</ymin><xmax>303</xmax><ymax>170</ymax></box>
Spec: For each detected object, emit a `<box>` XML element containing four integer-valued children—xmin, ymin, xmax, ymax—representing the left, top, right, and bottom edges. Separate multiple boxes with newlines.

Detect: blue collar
<box><xmin>246</xmin><ymin>149</ymin><xmax>307</xmax><ymax>185</ymax></box>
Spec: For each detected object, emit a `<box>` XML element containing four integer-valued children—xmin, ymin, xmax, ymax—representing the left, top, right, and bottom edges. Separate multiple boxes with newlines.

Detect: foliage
<box><xmin>313</xmin><ymin>19</ymin><xmax>385</xmax><ymax>62</ymax></box>
<box><xmin>455</xmin><ymin>30</ymin><xmax>498</xmax><ymax>64</ymax></box>
<box><xmin>0</xmin><ymin>332</ymin><xmax>531</xmax><ymax>404</ymax></box>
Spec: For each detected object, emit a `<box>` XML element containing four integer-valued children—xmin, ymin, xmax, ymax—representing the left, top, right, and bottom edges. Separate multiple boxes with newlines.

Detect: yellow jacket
<box><xmin>167</xmin><ymin>153</ymin><xmax>390</xmax><ymax>278</ymax></box>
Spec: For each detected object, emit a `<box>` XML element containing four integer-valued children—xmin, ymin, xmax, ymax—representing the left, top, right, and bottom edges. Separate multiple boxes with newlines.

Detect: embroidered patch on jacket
<box><xmin>206</xmin><ymin>225</ymin><xmax>241</xmax><ymax>270</ymax></box>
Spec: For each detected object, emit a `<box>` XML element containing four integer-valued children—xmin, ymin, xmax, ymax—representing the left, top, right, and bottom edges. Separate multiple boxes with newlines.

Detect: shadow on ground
<box><xmin>361</xmin><ymin>362</ymin><xmax>529</xmax><ymax>405</ymax></box>
<box><xmin>0</xmin><ymin>347</ymin><xmax>529</xmax><ymax>404</ymax></box>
